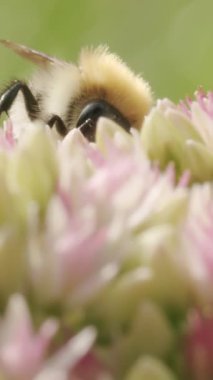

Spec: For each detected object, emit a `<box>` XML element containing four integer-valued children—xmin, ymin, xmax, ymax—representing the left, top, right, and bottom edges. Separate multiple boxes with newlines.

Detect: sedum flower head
<box><xmin>0</xmin><ymin>89</ymin><xmax>213</xmax><ymax>379</ymax></box>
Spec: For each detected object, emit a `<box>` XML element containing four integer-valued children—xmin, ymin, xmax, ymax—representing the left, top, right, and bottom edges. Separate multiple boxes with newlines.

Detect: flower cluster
<box><xmin>0</xmin><ymin>90</ymin><xmax>213</xmax><ymax>379</ymax></box>
<box><xmin>142</xmin><ymin>91</ymin><xmax>213</xmax><ymax>182</ymax></box>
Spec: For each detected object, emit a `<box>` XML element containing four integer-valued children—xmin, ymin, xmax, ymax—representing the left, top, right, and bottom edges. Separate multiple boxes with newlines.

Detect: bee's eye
<box><xmin>76</xmin><ymin>100</ymin><xmax>130</xmax><ymax>142</ymax></box>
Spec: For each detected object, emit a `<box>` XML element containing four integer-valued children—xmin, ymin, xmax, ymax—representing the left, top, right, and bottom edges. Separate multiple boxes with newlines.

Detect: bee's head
<box><xmin>63</xmin><ymin>46</ymin><xmax>153</xmax><ymax>141</ymax></box>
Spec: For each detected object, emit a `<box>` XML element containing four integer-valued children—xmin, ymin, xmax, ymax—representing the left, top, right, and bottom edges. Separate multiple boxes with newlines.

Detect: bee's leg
<box><xmin>47</xmin><ymin>115</ymin><xmax>67</xmax><ymax>136</ymax></box>
<box><xmin>0</xmin><ymin>80</ymin><xmax>39</xmax><ymax>119</ymax></box>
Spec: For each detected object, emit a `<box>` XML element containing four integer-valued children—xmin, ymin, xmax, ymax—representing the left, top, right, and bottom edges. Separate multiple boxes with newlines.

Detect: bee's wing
<box><xmin>0</xmin><ymin>39</ymin><xmax>67</xmax><ymax>67</ymax></box>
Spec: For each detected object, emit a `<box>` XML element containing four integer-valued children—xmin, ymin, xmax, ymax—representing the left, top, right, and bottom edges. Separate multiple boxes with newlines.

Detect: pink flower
<box><xmin>179</xmin><ymin>89</ymin><xmax>213</xmax><ymax>120</ymax></box>
<box><xmin>0</xmin><ymin>294</ymin><xmax>58</xmax><ymax>379</ymax></box>
<box><xmin>35</xmin><ymin>327</ymin><xmax>99</xmax><ymax>380</ymax></box>
<box><xmin>72</xmin><ymin>352</ymin><xmax>111</xmax><ymax>380</ymax></box>
<box><xmin>182</xmin><ymin>184</ymin><xmax>213</xmax><ymax>304</ymax></box>
<box><xmin>185</xmin><ymin>309</ymin><xmax>213</xmax><ymax>380</ymax></box>
<box><xmin>179</xmin><ymin>89</ymin><xmax>213</xmax><ymax>149</ymax></box>
<box><xmin>0</xmin><ymin>294</ymin><xmax>101</xmax><ymax>380</ymax></box>
<box><xmin>141</xmin><ymin>89</ymin><xmax>213</xmax><ymax>182</ymax></box>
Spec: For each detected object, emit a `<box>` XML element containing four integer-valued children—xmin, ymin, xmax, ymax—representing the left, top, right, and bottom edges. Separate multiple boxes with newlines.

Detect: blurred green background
<box><xmin>0</xmin><ymin>0</ymin><xmax>213</xmax><ymax>102</ymax></box>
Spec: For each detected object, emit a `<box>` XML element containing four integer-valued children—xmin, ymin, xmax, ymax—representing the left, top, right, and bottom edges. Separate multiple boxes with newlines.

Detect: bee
<box><xmin>0</xmin><ymin>40</ymin><xmax>153</xmax><ymax>141</ymax></box>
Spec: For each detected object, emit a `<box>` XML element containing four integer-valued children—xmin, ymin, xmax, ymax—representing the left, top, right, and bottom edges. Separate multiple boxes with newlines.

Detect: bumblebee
<box><xmin>0</xmin><ymin>40</ymin><xmax>152</xmax><ymax>141</ymax></box>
